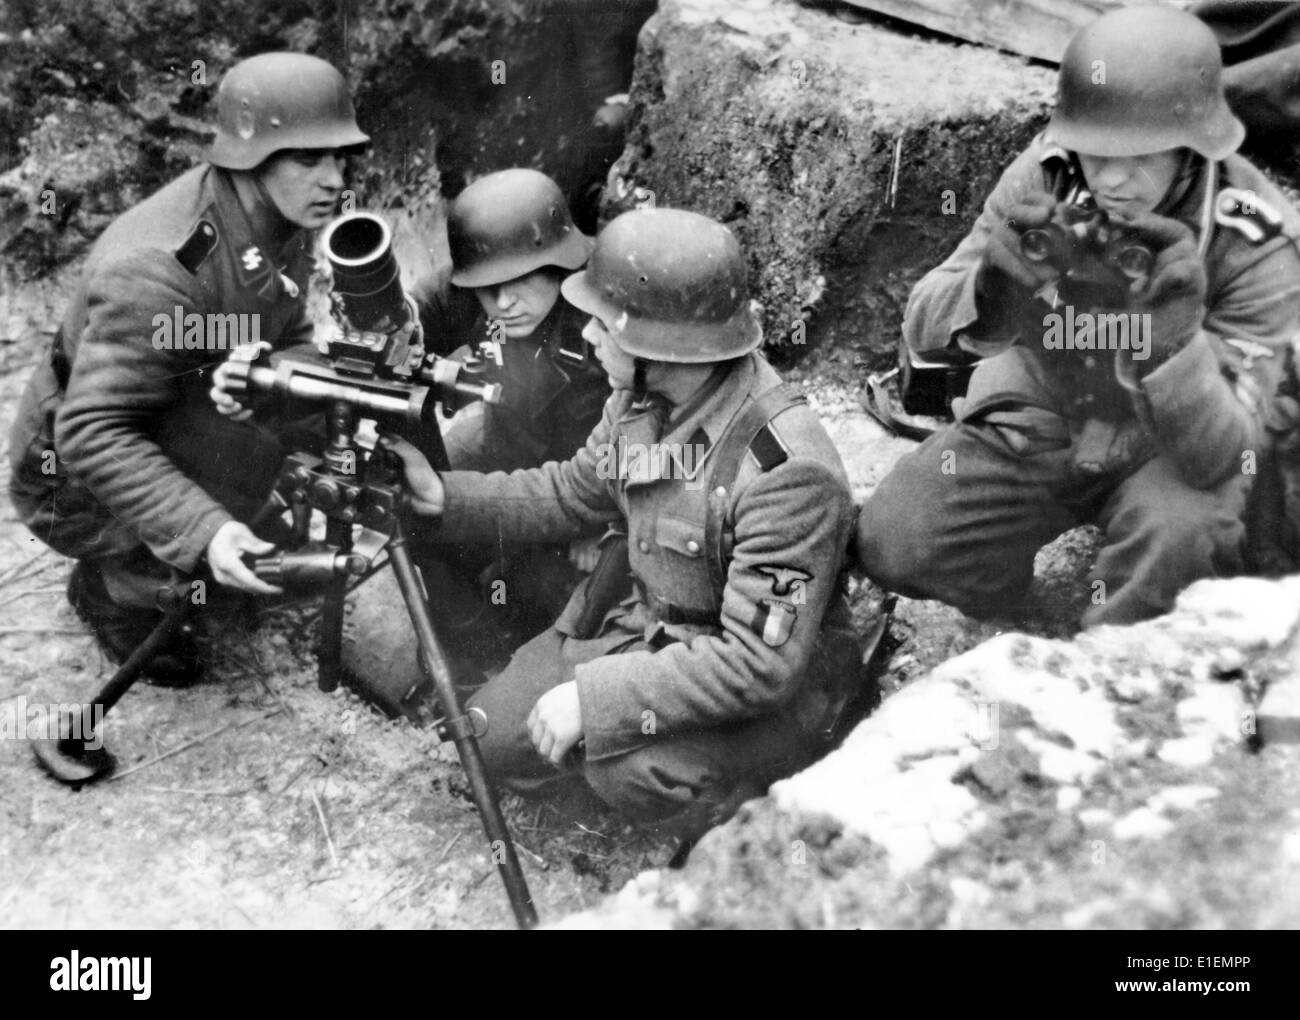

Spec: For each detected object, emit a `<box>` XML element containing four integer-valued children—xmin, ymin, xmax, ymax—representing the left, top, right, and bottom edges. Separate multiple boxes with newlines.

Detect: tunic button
<box><xmin>686</xmin><ymin>540</ymin><xmax>700</xmax><ymax>554</ymax></box>
<box><xmin>714</xmin><ymin>486</ymin><xmax>726</xmax><ymax>498</ymax></box>
<box><xmin>638</xmin><ymin>540</ymin><xmax>650</xmax><ymax>553</ymax></box>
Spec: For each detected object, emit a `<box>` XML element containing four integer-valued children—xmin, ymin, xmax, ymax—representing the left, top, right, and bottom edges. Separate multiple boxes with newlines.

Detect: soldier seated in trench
<box><xmin>307</xmin><ymin>170</ymin><xmax>613</xmax><ymax>698</ymax></box>
<box><xmin>416</xmin><ymin>169</ymin><xmax>611</xmax><ymax>645</ymax></box>
<box><xmin>380</xmin><ymin>207</ymin><xmax>867</xmax><ymax>835</ymax></box>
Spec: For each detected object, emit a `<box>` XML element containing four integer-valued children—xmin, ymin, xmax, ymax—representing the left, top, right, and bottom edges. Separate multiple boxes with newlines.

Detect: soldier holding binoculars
<box><xmin>858</xmin><ymin>6</ymin><xmax>1300</xmax><ymax>627</ymax></box>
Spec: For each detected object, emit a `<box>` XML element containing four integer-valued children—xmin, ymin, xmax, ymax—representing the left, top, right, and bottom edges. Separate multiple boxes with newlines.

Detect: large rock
<box><xmin>606</xmin><ymin>0</ymin><xmax>1055</xmax><ymax>361</ymax></box>
<box><xmin>556</xmin><ymin>574</ymin><xmax>1300</xmax><ymax>928</ymax></box>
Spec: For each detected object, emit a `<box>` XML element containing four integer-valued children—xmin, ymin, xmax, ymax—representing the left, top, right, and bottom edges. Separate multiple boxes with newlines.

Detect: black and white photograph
<box><xmin>0</xmin><ymin>0</ymin><xmax>1295</xmax><ymax>955</ymax></box>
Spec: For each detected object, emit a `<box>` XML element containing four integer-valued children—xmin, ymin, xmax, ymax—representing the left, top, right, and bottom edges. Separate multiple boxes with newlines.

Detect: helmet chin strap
<box><xmin>252</xmin><ymin>173</ymin><xmax>278</xmax><ymax>214</ymax></box>
<box><xmin>229</xmin><ymin>166</ymin><xmax>297</xmax><ymax>249</ymax></box>
<box><xmin>1156</xmin><ymin>148</ymin><xmax>1202</xmax><ymax>217</ymax></box>
<box><xmin>632</xmin><ymin>357</ymin><xmax>651</xmax><ymax>404</ymax></box>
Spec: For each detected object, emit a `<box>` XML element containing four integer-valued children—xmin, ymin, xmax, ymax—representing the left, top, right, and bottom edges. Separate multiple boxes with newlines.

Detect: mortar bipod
<box><xmin>31</xmin><ymin>580</ymin><xmax>194</xmax><ymax>786</ymax></box>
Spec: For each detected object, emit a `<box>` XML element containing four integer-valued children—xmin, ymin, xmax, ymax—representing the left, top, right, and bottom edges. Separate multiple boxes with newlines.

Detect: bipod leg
<box><xmin>317</xmin><ymin>522</ymin><xmax>350</xmax><ymax>694</ymax></box>
<box><xmin>386</xmin><ymin>518</ymin><xmax>538</xmax><ymax>929</ymax></box>
<box><xmin>249</xmin><ymin>489</ymin><xmax>290</xmax><ymax>533</ymax></box>
<box><xmin>317</xmin><ymin>399</ymin><xmax>358</xmax><ymax>693</ymax></box>
<box><xmin>32</xmin><ymin>584</ymin><xmax>193</xmax><ymax>787</ymax></box>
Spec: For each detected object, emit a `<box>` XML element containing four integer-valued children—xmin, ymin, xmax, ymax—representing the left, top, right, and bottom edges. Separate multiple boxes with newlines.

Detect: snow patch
<box><xmin>1114</xmin><ymin>807</ymin><xmax>1175</xmax><ymax>840</ymax></box>
<box><xmin>1172</xmin><ymin>576</ymin><xmax>1300</xmax><ymax>649</ymax></box>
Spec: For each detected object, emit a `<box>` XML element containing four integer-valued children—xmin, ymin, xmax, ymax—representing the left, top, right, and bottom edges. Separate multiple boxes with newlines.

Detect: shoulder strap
<box><xmin>703</xmin><ymin>382</ymin><xmax>807</xmax><ymax>595</ymax></box>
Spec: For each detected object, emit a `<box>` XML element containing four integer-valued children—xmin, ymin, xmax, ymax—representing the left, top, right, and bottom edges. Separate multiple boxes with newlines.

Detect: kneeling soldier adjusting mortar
<box><xmin>9</xmin><ymin>52</ymin><xmax>368</xmax><ymax>685</ymax></box>
<box><xmin>32</xmin><ymin>208</ymin><xmax>540</xmax><ymax>930</ymax></box>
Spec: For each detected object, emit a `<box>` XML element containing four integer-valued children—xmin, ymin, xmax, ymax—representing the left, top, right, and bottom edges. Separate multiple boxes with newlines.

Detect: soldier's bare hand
<box><xmin>206</xmin><ymin>520</ymin><xmax>283</xmax><ymax>595</ymax></box>
<box><xmin>209</xmin><ymin>383</ymin><xmax>252</xmax><ymax>421</ymax></box>
<box><xmin>592</xmin><ymin>100</ymin><xmax>628</xmax><ymax>132</ymax></box>
<box><xmin>315</xmin><ymin>321</ymin><xmax>341</xmax><ymax>357</ymax></box>
<box><xmin>528</xmin><ymin>682</ymin><xmax>584</xmax><ymax>766</ymax></box>
<box><xmin>377</xmin><ymin>434</ymin><xmax>445</xmax><ymax>515</ymax></box>
<box><xmin>210</xmin><ymin>341</ymin><xmax>269</xmax><ymax>421</ymax></box>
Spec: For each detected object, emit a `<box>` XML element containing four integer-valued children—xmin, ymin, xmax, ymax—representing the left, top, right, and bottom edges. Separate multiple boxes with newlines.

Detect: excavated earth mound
<box><xmin>603</xmin><ymin>0</ymin><xmax>1055</xmax><ymax>362</ymax></box>
<box><xmin>557</xmin><ymin>576</ymin><xmax>1300</xmax><ymax>929</ymax></box>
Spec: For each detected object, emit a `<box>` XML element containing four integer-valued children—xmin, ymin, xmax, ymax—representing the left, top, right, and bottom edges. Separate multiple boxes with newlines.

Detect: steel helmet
<box><xmin>207</xmin><ymin>53</ymin><xmax>369</xmax><ymax>171</ymax></box>
<box><xmin>447</xmin><ymin>169</ymin><xmax>592</xmax><ymax>288</ymax></box>
<box><xmin>1048</xmin><ymin>6</ymin><xmax>1243</xmax><ymax>161</ymax></box>
<box><xmin>561</xmin><ymin>207</ymin><xmax>762</xmax><ymax>363</ymax></box>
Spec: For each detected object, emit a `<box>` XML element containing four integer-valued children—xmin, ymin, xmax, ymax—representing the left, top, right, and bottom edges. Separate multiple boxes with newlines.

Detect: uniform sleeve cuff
<box><xmin>953</xmin><ymin>268</ymin><xmax>983</xmax><ymax>340</ymax></box>
<box><xmin>575</xmin><ymin>663</ymin><xmax>640</xmax><ymax>763</ymax></box>
<box><xmin>1138</xmin><ymin>330</ymin><xmax>1217</xmax><ymax>405</ymax></box>
<box><xmin>956</xmin><ymin>269</ymin><xmax>1021</xmax><ymax>358</ymax></box>
<box><xmin>173</xmin><ymin>507</ymin><xmax>234</xmax><ymax>574</ymax></box>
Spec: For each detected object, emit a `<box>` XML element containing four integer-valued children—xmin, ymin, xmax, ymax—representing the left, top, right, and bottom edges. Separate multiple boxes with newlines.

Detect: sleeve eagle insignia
<box><xmin>756</xmin><ymin>565</ymin><xmax>813</xmax><ymax>597</ymax></box>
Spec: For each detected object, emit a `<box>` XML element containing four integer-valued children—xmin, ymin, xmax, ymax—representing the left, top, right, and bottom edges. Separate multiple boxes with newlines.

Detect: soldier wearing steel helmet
<box><xmin>374</xmin><ymin>169</ymin><xmax>612</xmax><ymax>666</ymax></box>
<box><xmin>437</xmin><ymin>168</ymin><xmax>609</xmax><ymax>474</ymax></box>
<box><xmin>8</xmin><ymin>52</ymin><xmax>368</xmax><ymax>683</ymax></box>
<box><xmin>381</xmin><ymin>207</ymin><xmax>864</xmax><ymax>834</ymax></box>
<box><xmin>858</xmin><ymin>6</ymin><xmax>1300</xmax><ymax>627</ymax></box>
<box><xmin>276</xmin><ymin>172</ymin><xmax>610</xmax><ymax>711</ymax></box>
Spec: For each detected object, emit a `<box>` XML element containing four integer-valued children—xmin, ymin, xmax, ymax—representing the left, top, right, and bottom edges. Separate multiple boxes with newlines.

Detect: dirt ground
<box><xmin>0</xmin><ymin>260</ymin><xmax>1101</xmax><ymax>929</ymax></box>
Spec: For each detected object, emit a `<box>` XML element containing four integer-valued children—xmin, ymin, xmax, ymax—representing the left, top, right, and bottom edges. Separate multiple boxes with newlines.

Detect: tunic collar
<box><xmin>620</xmin><ymin>354</ymin><xmax>769</xmax><ymax>488</ymax></box>
<box><xmin>209</xmin><ymin>166</ymin><xmax>313</xmax><ymax>276</ymax></box>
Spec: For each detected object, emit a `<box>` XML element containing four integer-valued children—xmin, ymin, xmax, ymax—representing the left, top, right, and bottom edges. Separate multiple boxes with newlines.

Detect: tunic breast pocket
<box><xmin>655</xmin><ymin>515</ymin><xmax>706</xmax><ymax>560</ymax></box>
<box><xmin>640</xmin><ymin>514</ymin><xmax>714</xmax><ymax>611</ymax></box>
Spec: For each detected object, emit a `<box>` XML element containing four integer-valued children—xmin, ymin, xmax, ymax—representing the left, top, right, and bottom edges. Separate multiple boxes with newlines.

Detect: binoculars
<box><xmin>1019</xmin><ymin>205</ymin><xmax>1155</xmax><ymax>292</ymax></box>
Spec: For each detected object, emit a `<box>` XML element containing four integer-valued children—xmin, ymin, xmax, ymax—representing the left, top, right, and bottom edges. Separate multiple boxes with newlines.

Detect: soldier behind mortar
<box><xmin>7</xmin><ymin>53</ymin><xmax>369</xmax><ymax>684</ymax></box>
<box><xmin>439</xmin><ymin>168</ymin><xmax>609</xmax><ymax>479</ymax></box>
<box><xmin>442</xmin><ymin>170</ymin><xmax>610</xmax><ymax>622</ymax></box>
<box><xmin>858</xmin><ymin>6</ymin><xmax>1300</xmax><ymax>628</ymax></box>
<box><xmin>348</xmin><ymin>170</ymin><xmax>612</xmax><ymax>677</ymax></box>
<box><xmin>380</xmin><ymin>208</ymin><xmax>868</xmax><ymax>838</ymax></box>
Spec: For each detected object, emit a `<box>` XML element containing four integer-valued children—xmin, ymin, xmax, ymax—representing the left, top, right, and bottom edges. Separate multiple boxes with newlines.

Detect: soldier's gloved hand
<box><xmin>206</xmin><ymin>520</ymin><xmax>283</xmax><ymax>595</ymax></box>
<box><xmin>210</xmin><ymin>341</ymin><xmax>270</xmax><ymax>421</ymax></box>
<box><xmin>377</xmin><ymin>434</ymin><xmax>445</xmax><ymax>516</ymax></box>
<box><xmin>1115</xmin><ymin>211</ymin><xmax>1206</xmax><ymax>368</ymax></box>
<box><xmin>976</xmin><ymin>191</ymin><xmax>1061</xmax><ymax>298</ymax></box>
